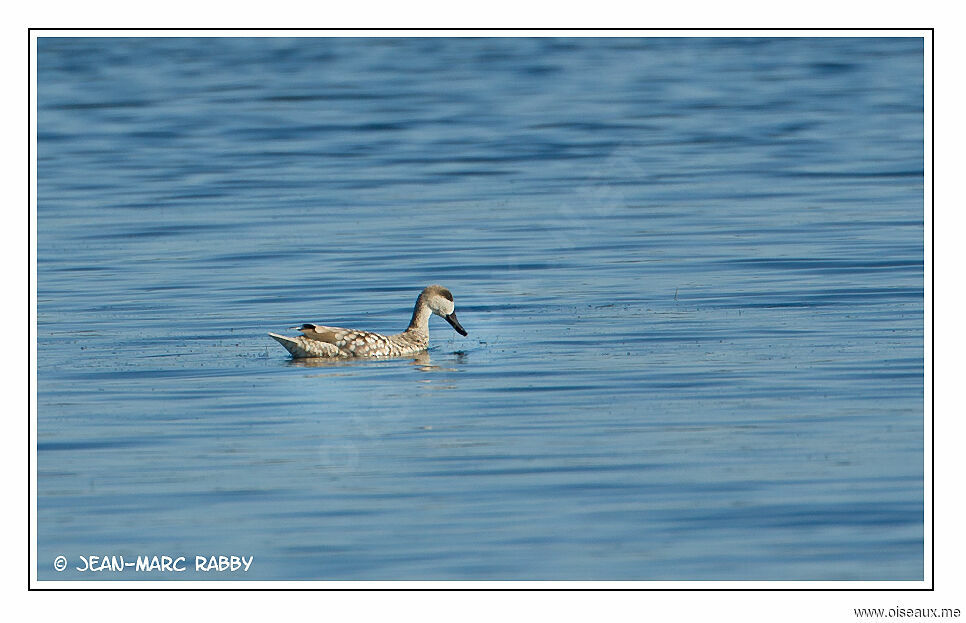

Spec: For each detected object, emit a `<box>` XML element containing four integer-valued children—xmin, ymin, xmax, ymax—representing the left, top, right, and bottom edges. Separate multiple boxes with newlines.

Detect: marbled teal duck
<box><xmin>269</xmin><ymin>285</ymin><xmax>467</xmax><ymax>358</ymax></box>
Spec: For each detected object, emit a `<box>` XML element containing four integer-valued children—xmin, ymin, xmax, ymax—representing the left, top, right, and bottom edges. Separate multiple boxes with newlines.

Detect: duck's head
<box><xmin>422</xmin><ymin>285</ymin><xmax>467</xmax><ymax>336</ymax></box>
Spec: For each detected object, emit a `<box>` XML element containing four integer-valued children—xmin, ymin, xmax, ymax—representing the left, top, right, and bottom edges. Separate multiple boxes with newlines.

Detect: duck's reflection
<box><xmin>286</xmin><ymin>350</ymin><xmax>466</xmax><ymax>373</ymax></box>
<box><xmin>411</xmin><ymin>350</ymin><xmax>468</xmax><ymax>372</ymax></box>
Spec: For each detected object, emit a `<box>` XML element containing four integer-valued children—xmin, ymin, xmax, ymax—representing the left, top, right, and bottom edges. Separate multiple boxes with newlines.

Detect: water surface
<box><xmin>36</xmin><ymin>36</ymin><xmax>924</xmax><ymax>581</ymax></box>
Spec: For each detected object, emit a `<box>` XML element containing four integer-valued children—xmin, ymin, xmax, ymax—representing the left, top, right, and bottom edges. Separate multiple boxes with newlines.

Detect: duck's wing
<box><xmin>271</xmin><ymin>324</ymin><xmax>395</xmax><ymax>358</ymax></box>
<box><xmin>294</xmin><ymin>324</ymin><xmax>351</xmax><ymax>344</ymax></box>
<box><xmin>297</xmin><ymin>324</ymin><xmax>398</xmax><ymax>357</ymax></box>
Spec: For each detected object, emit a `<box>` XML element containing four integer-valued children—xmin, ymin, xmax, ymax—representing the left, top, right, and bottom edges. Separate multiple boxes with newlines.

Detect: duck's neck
<box><xmin>406</xmin><ymin>295</ymin><xmax>432</xmax><ymax>335</ymax></box>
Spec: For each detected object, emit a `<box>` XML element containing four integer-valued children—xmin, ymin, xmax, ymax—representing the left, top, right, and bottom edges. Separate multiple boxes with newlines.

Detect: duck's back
<box><xmin>269</xmin><ymin>324</ymin><xmax>428</xmax><ymax>358</ymax></box>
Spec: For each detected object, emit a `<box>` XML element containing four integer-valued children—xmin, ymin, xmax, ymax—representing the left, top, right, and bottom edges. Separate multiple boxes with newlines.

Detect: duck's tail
<box><xmin>269</xmin><ymin>332</ymin><xmax>342</xmax><ymax>358</ymax></box>
<box><xmin>269</xmin><ymin>333</ymin><xmax>312</xmax><ymax>358</ymax></box>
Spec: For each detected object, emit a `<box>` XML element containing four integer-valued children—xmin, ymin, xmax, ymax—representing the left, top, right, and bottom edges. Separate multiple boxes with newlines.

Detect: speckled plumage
<box><xmin>269</xmin><ymin>285</ymin><xmax>466</xmax><ymax>359</ymax></box>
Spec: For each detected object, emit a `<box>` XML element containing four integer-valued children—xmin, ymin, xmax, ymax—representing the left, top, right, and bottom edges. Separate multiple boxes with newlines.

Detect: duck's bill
<box><xmin>444</xmin><ymin>312</ymin><xmax>468</xmax><ymax>336</ymax></box>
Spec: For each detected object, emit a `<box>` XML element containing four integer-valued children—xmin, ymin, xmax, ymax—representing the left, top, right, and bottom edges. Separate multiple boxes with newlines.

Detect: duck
<box><xmin>268</xmin><ymin>285</ymin><xmax>467</xmax><ymax>358</ymax></box>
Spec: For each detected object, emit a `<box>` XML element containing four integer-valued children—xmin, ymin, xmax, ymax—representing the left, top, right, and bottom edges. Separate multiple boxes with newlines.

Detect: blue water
<box><xmin>36</xmin><ymin>37</ymin><xmax>924</xmax><ymax>581</ymax></box>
